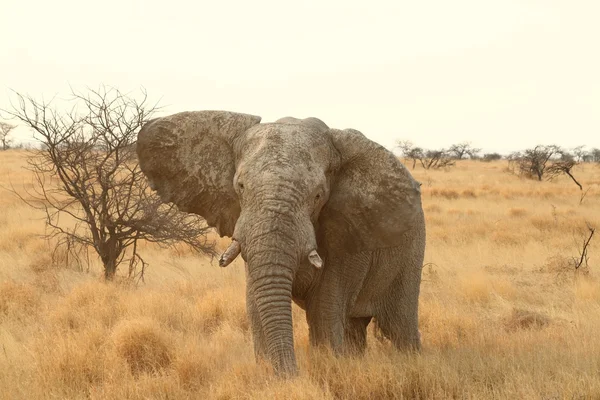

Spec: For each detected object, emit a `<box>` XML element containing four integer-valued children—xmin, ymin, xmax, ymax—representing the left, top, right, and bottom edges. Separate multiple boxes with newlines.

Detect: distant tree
<box><xmin>419</xmin><ymin>149</ymin><xmax>455</xmax><ymax>170</ymax></box>
<box><xmin>396</xmin><ymin>140</ymin><xmax>414</xmax><ymax>157</ymax></box>
<box><xmin>547</xmin><ymin>159</ymin><xmax>583</xmax><ymax>190</ymax></box>
<box><xmin>482</xmin><ymin>153</ymin><xmax>502</xmax><ymax>162</ymax></box>
<box><xmin>448</xmin><ymin>142</ymin><xmax>481</xmax><ymax>160</ymax></box>
<box><xmin>590</xmin><ymin>148</ymin><xmax>600</xmax><ymax>163</ymax></box>
<box><xmin>0</xmin><ymin>121</ymin><xmax>16</xmax><ymax>150</ymax></box>
<box><xmin>509</xmin><ymin>145</ymin><xmax>562</xmax><ymax>181</ymax></box>
<box><xmin>5</xmin><ymin>86</ymin><xmax>216</xmax><ymax>281</ymax></box>
<box><xmin>572</xmin><ymin>146</ymin><xmax>589</xmax><ymax>163</ymax></box>
<box><xmin>396</xmin><ymin>140</ymin><xmax>424</xmax><ymax>169</ymax></box>
<box><xmin>508</xmin><ymin>145</ymin><xmax>584</xmax><ymax>190</ymax></box>
<box><xmin>560</xmin><ymin>151</ymin><xmax>575</xmax><ymax>162</ymax></box>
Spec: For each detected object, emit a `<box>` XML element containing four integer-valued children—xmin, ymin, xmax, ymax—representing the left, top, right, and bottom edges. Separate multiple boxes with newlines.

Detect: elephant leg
<box><xmin>375</xmin><ymin>272</ymin><xmax>422</xmax><ymax>351</ymax></box>
<box><xmin>305</xmin><ymin>280</ymin><xmax>346</xmax><ymax>353</ymax></box>
<box><xmin>306</xmin><ymin>252</ymin><xmax>371</xmax><ymax>353</ymax></box>
<box><xmin>344</xmin><ymin>316</ymin><xmax>372</xmax><ymax>354</ymax></box>
<box><xmin>306</xmin><ymin>301</ymin><xmax>345</xmax><ymax>353</ymax></box>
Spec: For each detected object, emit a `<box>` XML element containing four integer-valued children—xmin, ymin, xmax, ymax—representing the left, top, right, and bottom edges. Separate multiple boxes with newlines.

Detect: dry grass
<box><xmin>1</xmin><ymin>152</ymin><xmax>600</xmax><ymax>399</ymax></box>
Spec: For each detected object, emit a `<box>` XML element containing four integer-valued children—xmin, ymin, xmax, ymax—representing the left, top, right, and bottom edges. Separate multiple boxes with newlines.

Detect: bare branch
<box><xmin>448</xmin><ymin>142</ymin><xmax>481</xmax><ymax>160</ymax></box>
<box><xmin>3</xmin><ymin>86</ymin><xmax>215</xmax><ymax>281</ymax></box>
<box><xmin>508</xmin><ymin>145</ymin><xmax>563</xmax><ymax>181</ymax></box>
<box><xmin>573</xmin><ymin>224</ymin><xmax>595</xmax><ymax>271</ymax></box>
<box><xmin>546</xmin><ymin>160</ymin><xmax>583</xmax><ymax>190</ymax></box>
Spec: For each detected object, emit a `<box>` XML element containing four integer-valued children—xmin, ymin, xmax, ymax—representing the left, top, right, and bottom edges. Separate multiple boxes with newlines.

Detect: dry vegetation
<box><xmin>1</xmin><ymin>151</ymin><xmax>600</xmax><ymax>399</ymax></box>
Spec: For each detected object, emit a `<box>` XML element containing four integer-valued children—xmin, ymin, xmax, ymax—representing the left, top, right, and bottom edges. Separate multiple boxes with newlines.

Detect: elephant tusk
<box><xmin>219</xmin><ymin>240</ymin><xmax>241</xmax><ymax>267</ymax></box>
<box><xmin>308</xmin><ymin>250</ymin><xmax>323</xmax><ymax>269</ymax></box>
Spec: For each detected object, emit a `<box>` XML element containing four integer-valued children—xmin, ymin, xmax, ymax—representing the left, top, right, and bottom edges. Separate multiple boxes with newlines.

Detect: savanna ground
<box><xmin>1</xmin><ymin>150</ymin><xmax>599</xmax><ymax>399</ymax></box>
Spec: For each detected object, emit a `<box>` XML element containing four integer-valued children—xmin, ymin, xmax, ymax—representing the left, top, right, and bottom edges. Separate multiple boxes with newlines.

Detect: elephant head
<box><xmin>137</xmin><ymin>111</ymin><xmax>423</xmax><ymax>375</ymax></box>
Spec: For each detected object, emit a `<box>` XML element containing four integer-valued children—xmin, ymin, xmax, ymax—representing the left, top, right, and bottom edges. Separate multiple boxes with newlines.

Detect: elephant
<box><xmin>136</xmin><ymin>111</ymin><xmax>426</xmax><ymax>376</ymax></box>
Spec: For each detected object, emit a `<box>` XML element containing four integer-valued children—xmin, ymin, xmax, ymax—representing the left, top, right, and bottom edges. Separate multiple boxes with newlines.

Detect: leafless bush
<box><xmin>482</xmin><ymin>153</ymin><xmax>502</xmax><ymax>162</ymax></box>
<box><xmin>543</xmin><ymin>224</ymin><xmax>596</xmax><ymax>281</ymax></box>
<box><xmin>590</xmin><ymin>148</ymin><xmax>600</xmax><ymax>163</ymax></box>
<box><xmin>572</xmin><ymin>224</ymin><xmax>595</xmax><ymax>273</ymax></box>
<box><xmin>396</xmin><ymin>140</ymin><xmax>423</xmax><ymax>169</ymax></box>
<box><xmin>448</xmin><ymin>142</ymin><xmax>481</xmax><ymax>160</ymax></box>
<box><xmin>0</xmin><ymin>121</ymin><xmax>16</xmax><ymax>150</ymax></box>
<box><xmin>508</xmin><ymin>145</ymin><xmax>586</xmax><ymax>195</ymax></box>
<box><xmin>419</xmin><ymin>149</ymin><xmax>455</xmax><ymax>170</ymax></box>
<box><xmin>3</xmin><ymin>86</ymin><xmax>216</xmax><ymax>281</ymax></box>
<box><xmin>508</xmin><ymin>145</ymin><xmax>562</xmax><ymax>181</ymax></box>
<box><xmin>395</xmin><ymin>140</ymin><xmax>455</xmax><ymax>170</ymax></box>
<box><xmin>546</xmin><ymin>160</ymin><xmax>582</xmax><ymax>190</ymax></box>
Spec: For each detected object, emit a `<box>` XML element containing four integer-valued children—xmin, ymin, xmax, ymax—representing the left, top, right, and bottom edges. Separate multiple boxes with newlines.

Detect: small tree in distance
<box><xmin>396</xmin><ymin>140</ymin><xmax>455</xmax><ymax>170</ymax></box>
<box><xmin>448</xmin><ymin>142</ymin><xmax>481</xmax><ymax>160</ymax></box>
<box><xmin>4</xmin><ymin>86</ymin><xmax>216</xmax><ymax>281</ymax></box>
<box><xmin>396</xmin><ymin>140</ymin><xmax>424</xmax><ymax>169</ymax></box>
<box><xmin>509</xmin><ymin>145</ymin><xmax>562</xmax><ymax>181</ymax></box>
<box><xmin>547</xmin><ymin>160</ymin><xmax>583</xmax><ymax>190</ymax></box>
<box><xmin>0</xmin><ymin>121</ymin><xmax>16</xmax><ymax>150</ymax></box>
<box><xmin>419</xmin><ymin>149</ymin><xmax>455</xmax><ymax>169</ymax></box>
<box><xmin>482</xmin><ymin>153</ymin><xmax>502</xmax><ymax>162</ymax></box>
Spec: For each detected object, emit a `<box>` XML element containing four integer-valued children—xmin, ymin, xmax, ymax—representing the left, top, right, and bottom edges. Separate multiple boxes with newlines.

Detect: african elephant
<box><xmin>136</xmin><ymin>111</ymin><xmax>425</xmax><ymax>376</ymax></box>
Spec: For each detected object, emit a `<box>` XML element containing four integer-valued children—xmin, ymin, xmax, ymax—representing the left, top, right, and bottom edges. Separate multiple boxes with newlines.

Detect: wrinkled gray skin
<box><xmin>136</xmin><ymin>111</ymin><xmax>425</xmax><ymax>376</ymax></box>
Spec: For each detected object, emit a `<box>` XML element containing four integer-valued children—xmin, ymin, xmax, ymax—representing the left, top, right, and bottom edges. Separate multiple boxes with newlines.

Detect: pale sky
<box><xmin>1</xmin><ymin>0</ymin><xmax>599</xmax><ymax>154</ymax></box>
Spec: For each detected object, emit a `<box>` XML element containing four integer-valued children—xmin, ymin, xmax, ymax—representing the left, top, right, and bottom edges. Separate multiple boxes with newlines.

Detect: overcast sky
<box><xmin>1</xmin><ymin>0</ymin><xmax>598</xmax><ymax>153</ymax></box>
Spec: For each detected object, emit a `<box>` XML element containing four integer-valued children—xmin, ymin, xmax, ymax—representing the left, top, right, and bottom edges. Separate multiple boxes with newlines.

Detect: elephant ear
<box><xmin>319</xmin><ymin>129</ymin><xmax>423</xmax><ymax>253</ymax></box>
<box><xmin>136</xmin><ymin>111</ymin><xmax>261</xmax><ymax>237</ymax></box>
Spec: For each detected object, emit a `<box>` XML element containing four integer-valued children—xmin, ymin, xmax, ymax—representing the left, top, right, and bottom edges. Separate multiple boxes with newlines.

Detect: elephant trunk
<box><xmin>244</xmin><ymin>215</ymin><xmax>301</xmax><ymax>376</ymax></box>
<box><xmin>250</xmin><ymin>267</ymin><xmax>296</xmax><ymax>375</ymax></box>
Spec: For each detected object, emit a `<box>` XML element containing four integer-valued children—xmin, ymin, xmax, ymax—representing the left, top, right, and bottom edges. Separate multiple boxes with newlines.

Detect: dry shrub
<box><xmin>508</xmin><ymin>207</ymin><xmax>527</xmax><ymax>217</ymax></box>
<box><xmin>529</xmin><ymin>215</ymin><xmax>556</xmax><ymax>232</ymax></box>
<box><xmin>307</xmin><ymin>349</ymin><xmax>463</xmax><ymax>400</ymax></box>
<box><xmin>32</xmin><ymin>325</ymin><xmax>117</xmax><ymax>395</ymax></box>
<box><xmin>112</xmin><ymin>318</ymin><xmax>173</xmax><ymax>375</ymax></box>
<box><xmin>491</xmin><ymin>278</ymin><xmax>518</xmax><ymax>300</ymax></box>
<box><xmin>0</xmin><ymin>281</ymin><xmax>40</xmax><ymax>318</ymax></box>
<box><xmin>0</xmin><ymin>229</ymin><xmax>33</xmax><ymax>251</ymax></box>
<box><xmin>504</xmin><ymin>308</ymin><xmax>551</xmax><ymax>331</ymax></box>
<box><xmin>462</xmin><ymin>189</ymin><xmax>477</xmax><ymax>198</ymax></box>
<box><xmin>172</xmin><ymin>343</ymin><xmax>214</xmax><ymax>391</ymax></box>
<box><xmin>195</xmin><ymin>289</ymin><xmax>249</xmax><ymax>333</ymax></box>
<box><xmin>430</xmin><ymin>188</ymin><xmax>460</xmax><ymax>200</ymax></box>
<box><xmin>459</xmin><ymin>273</ymin><xmax>492</xmax><ymax>305</ymax></box>
<box><xmin>446</xmin><ymin>208</ymin><xmax>463</xmax><ymax>216</ymax></box>
<box><xmin>135</xmin><ymin>291</ymin><xmax>198</xmax><ymax>333</ymax></box>
<box><xmin>575</xmin><ymin>280</ymin><xmax>600</xmax><ymax>302</ymax></box>
<box><xmin>139</xmin><ymin>285</ymin><xmax>249</xmax><ymax>335</ymax></box>
<box><xmin>51</xmin><ymin>281</ymin><xmax>125</xmax><ymax>331</ymax></box>
<box><xmin>423</xmin><ymin>204</ymin><xmax>442</xmax><ymax>213</ymax></box>
<box><xmin>33</xmin><ymin>270</ymin><xmax>61</xmax><ymax>293</ymax></box>
<box><xmin>28</xmin><ymin>249</ymin><xmax>62</xmax><ymax>293</ymax></box>
<box><xmin>88</xmin><ymin>373</ymin><xmax>187</xmax><ymax>400</ymax></box>
<box><xmin>419</xmin><ymin>300</ymin><xmax>478</xmax><ymax>349</ymax></box>
<box><xmin>540</xmin><ymin>255</ymin><xmax>575</xmax><ymax>275</ymax></box>
<box><xmin>242</xmin><ymin>378</ymin><xmax>329</xmax><ymax>400</ymax></box>
<box><xmin>207</xmin><ymin>362</ymin><xmax>271</xmax><ymax>399</ymax></box>
<box><xmin>490</xmin><ymin>230</ymin><xmax>528</xmax><ymax>246</ymax></box>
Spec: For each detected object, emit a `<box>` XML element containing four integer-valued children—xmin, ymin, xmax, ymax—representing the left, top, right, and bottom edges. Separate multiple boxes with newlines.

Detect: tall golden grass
<box><xmin>1</xmin><ymin>151</ymin><xmax>599</xmax><ymax>399</ymax></box>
